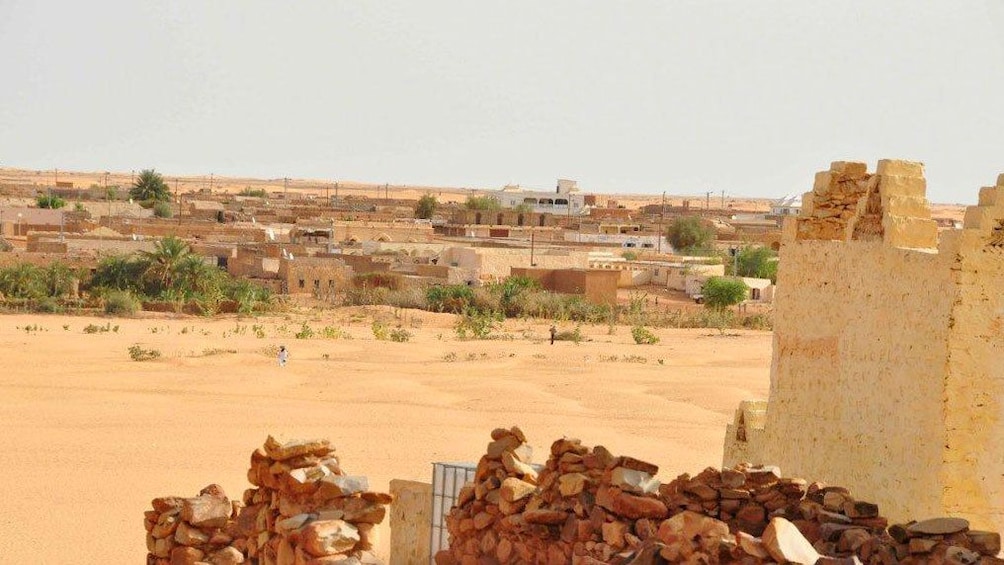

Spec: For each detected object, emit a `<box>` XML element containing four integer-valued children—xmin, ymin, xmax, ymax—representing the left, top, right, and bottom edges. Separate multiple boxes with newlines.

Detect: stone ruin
<box><xmin>436</xmin><ymin>427</ymin><xmax>1002</xmax><ymax>564</ymax></box>
<box><xmin>145</xmin><ymin>436</ymin><xmax>391</xmax><ymax>565</ymax></box>
<box><xmin>724</xmin><ymin>160</ymin><xmax>1004</xmax><ymax>540</ymax></box>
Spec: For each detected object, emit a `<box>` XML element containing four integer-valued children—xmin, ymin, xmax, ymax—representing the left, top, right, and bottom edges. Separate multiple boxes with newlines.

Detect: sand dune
<box><xmin>0</xmin><ymin>307</ymin><xmax>771</xmax><ymax>562</ymax></box>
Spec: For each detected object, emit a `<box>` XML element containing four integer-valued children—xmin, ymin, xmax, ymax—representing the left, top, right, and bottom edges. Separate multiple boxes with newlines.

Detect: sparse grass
<box><xmin>83</xmin><ymin>322</ymin><xmax>114</xmax><ymax>334</ymax></box>
<box><xmin>197</xmin><ymin>348</ymin><xmax>237</xmax><ymax>357</ymax></box>
<box><xmin>442</xmin><ymin>352</ymin><xmax>458</xmax><ymax>362</ymax></box>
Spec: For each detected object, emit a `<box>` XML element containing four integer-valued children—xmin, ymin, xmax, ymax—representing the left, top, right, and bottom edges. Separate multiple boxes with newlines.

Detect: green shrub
<box><xmin>36</xmin><ymin>194</ymin><xmax>67</xmax><ymax>209</ymax></box>
<box><xmin>37</xmin><ymin>297</ymin><xmax>63</xmax><ymax>313</ymax></box>
<box><xmin>128</xmin><ymin>345</ymin><xmax>161</xmax><ymax>361</ymax></box>
<box><xmin>631</xmin><ymin>326</ymin><xmax>660</xmax><ymax>345</ymax></box>
<box><xmin>455</xmin><ymin>309</ymin><xmax>502</xmax><ymax>340</ymax></box>
<box><xmin>104</xmin><ymin>290</ymin><xmax>139</xmax><ymax>315</ymax></box>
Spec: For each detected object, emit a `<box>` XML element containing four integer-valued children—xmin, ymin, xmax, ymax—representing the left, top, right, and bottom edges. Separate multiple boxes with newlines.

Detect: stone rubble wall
<box><xmin>437</xmin><ymin>428</ymin><xmax>1002</xmax><ymax>564</ymax></box>
<box><xmin>146</xmin><ymin>436</ymin><xmax>392</xmax><ymax>565</ymax></box>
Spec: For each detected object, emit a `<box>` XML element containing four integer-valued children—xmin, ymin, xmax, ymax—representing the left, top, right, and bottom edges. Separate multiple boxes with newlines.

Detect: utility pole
<box><xmin>721</xmin><ymin>190</ymin><xmax>725</xmax><ymax>209</ymax></box>
<box><xmin>105</xmin><ymin>172</ymin><xmax>110</xmax><ymax>217</ymax></box>
<box><xmin>175</xmin><ymin>178</ymin><xmax>181</xmax><ymax>223</ymax></box>
<box><xmin>530</xmin><ymin>230</ymin><xmax>536</xmax><ymax>267</ymax></box>
<box><xmin>209</xmin><ymin>173</ymin><xmax>214</xmax><ymax>192</ymax></box>
<box><xmin>658</xmin><ymin>191</ymin><xmax>666</xmax><ymax>254</ymax></box>
<box><xmin>706</xmin><ymin>191</ymin><xmax>711</xmax><ymax>210</ymax></box>
<box><xmin>284</xmin><ymin>177</ymin><xmax>289</xmax><ymax>200</ymax></box>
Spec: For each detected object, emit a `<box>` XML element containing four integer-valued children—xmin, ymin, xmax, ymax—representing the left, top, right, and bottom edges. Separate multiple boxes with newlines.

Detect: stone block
<box><xmin>830</xmin><ymin>161</ymin><xmax>869</xmax><ymax>176</ymax></box>
<box><xmin>962</xmin><ymin>205</ymin><xmax>992</xmax><ymax>230</ymax></box>
<box><xmin>883</xmin><ymin>216</ymin><xmax>938</xmax><ymax>249</ymax></box>
<box><xmin>876</xmin><ymin>174</ymin><xmax>927</xmax><ymax>199</ymax></box>
<box><xmin>814</xmin><ymin>172</ymin><xmax>836</xmax><ymax>193</ymax></box>
<box><xmin>881</xmin><ymin>195</ymin><xmax>931</xmax><ymax>219</ymax></box>
<box><xmin>979</xmin><ymin>186</ymin><xmax>1002</xmax><ymax>206</ymax></box>
<box><xmin>876</xmin><ymin>159</ymin><xmax>924</xmax><ymax>178</ymax></box>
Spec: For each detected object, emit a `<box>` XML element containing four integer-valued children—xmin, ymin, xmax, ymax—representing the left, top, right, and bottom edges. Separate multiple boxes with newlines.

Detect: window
<box><xmin>298</xmin><ymin>279</ymin><xmax>305</xmax><ymax>289</ymax></box>
<box><xmin>475</xmin><ymin>212</ymin><xmax>482</xmax><ymax>225</ymax></box>
<box><xmin>555</xmin><ymin>198</ymin><xmax>568</xmax><ymax>206</ymax></box>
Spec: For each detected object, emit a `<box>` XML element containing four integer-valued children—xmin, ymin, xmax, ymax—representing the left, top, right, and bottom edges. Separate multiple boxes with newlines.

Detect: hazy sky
<box><xmin>2</xmin><ymin>1</ymin><xmax>1003</xmax><ymax>203</ymax></box>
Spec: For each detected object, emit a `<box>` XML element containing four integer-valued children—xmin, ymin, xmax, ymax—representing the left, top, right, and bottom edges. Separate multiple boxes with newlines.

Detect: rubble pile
<box><xmin>437</xmin><ymin>428</ymin><xmax>1003</xmax><ymax>564</ymax></box>
<box><xmin>146</xmin><ymin>436</ymin><xmax>391</xmax><ymax>565</ymax></box>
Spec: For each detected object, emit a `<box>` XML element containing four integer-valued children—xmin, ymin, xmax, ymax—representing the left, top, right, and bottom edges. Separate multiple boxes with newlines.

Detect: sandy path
<box><xmin>0</xmin><ymin>308</ymin><xmax>771</xmax><ymax>563</ymax></box>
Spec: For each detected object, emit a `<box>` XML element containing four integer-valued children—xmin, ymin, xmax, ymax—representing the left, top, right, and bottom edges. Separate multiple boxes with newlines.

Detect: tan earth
<box><xmin>0</xmin><ymin>306</ymin><xmax>770</xmax><ymax>563</ymax></box>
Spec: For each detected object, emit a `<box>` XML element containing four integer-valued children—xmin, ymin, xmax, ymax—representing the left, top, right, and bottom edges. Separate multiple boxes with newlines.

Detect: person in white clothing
<box><xmin>278</xmin><ymin>345</ymin><xmax>288</xmax><ymax>367</ymax></box>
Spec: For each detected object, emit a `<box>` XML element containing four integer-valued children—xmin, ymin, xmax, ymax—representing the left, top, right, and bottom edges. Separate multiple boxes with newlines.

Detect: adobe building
<box><xmin>723</xmin><ymin>160</ymin><xmax>1004</xmax><ymax>538</ymax></box>
<box><xmin>510</xmin><ymin>267</ymin><xmax>618</xmax><ymax>305</ymax></box>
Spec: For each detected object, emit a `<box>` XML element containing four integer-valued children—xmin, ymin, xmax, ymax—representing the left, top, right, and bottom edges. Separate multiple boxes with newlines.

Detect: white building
<box><xmin>771</xmin><ymin>194</ymin><xmax>802</xmax><ymax>216</ymax></box>
<box><xmin>494</xmin><ymin>179</ymin><xmax>588</xmax><ymax>216</ymax></box>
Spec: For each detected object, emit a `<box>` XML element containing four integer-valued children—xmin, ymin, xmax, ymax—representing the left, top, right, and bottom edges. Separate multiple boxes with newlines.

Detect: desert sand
<box><xmin>0</xmin><ymin>306</ymin><xmax>770</xmax><ymax>563</ymax></box>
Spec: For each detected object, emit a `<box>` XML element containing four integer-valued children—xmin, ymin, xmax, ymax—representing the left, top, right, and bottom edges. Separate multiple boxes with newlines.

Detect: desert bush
<box><xmin>389</xmin><ymin>327</ymin><xmax>412</xmax><ymax>342</ymax></box>
<box><xmin>105</xmin><ymin>290</ymin><xmax>140</xmax><ymax>315</ymax></box>
<box><xmin>740</xmin><ymin>312</ymin><xmax>773</xmax><ymax>331</ymax></box>
<box><xmin>294</xmin><ymin>323</ymin><xmax>314</xmax><ymax>339</ymax></box>
<box><xmin>553</xmin><ymin>326</ymin><xmax>584</xmax><ymax>343</ymax></box>
<box><xmin>427</xmin><ymin>284</ymin><xmax>476</xmax><ymax>313</ymax></box>
<box><xmin>342</xmin><ymin>286</ymin><xmax>389</xmax><ymax>306</ymax></box>
<box><xmin>455</xmin><ymin>309</ymin><xmax>502</xmax><ymax>340</ymax></box>
<box><xmin>36</xmin><ymin>297</ymin><xmax>63</xmax><ymax>313</ymax></box>
<box><xmin>128</xmin><ymin>345</ymin><xmax>161</xmax><ymax>361</ymax></box>
<box><xmin>239</xmin><ymin>187</ymin><xmax>268</xmax><ymax>198</ymax></box>
<box><xmin>371</xmin><ymin>320</ymin><xmax>390</xmax><ymax>340</ymax></box>
<box><xmin>383</xmin><ymin>287</ymin><xmax>427</xmax><ymax>310</ymax></box>
<box><xmin>152</xmin><ymin>201</ymin><xmax>173</xmax><ymax>218</ymax></box>
<box><xmin>631</xmin><ymin>326</ymin><xmax>660</xmax><ymax>345</ymax></box>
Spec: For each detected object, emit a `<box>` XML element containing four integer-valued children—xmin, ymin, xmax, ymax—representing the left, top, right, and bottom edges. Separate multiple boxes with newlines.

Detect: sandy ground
<box><xmin>0</xmin><ymin>306</ymin><xmax>770</xmax><ymax>563</ymax></box>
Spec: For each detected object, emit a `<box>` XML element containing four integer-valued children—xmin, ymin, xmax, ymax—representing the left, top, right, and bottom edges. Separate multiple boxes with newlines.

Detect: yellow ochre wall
<box><xmin>724</xmin><ymin>160</ymin><xmax>1004</xmax><ymax>536</ymax></box>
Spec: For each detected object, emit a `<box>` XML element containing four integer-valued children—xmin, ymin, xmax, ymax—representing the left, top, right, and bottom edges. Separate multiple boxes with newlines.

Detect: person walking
<box><xmin>278</xmin><ymin>345</ymin><xmax>289</xmax><ymax>367</ymax></box>
<box><xmin>549</xmin><ymin>325</ymin><xmax>557</xmax><ymax>345</ymax></box>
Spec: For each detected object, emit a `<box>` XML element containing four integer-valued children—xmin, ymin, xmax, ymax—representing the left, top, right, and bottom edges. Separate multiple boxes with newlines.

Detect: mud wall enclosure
<box><xmin>724</xmin><ymin>159</ymin><xmax>1004</xmax><ymax>537</ymax></box>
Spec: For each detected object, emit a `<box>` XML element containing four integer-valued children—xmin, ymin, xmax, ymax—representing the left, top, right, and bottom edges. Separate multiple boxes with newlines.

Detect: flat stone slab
<box><xmin>907</xmin><ymin>517</ymin><xmax>970</xmax><ymax>536</ymax></box>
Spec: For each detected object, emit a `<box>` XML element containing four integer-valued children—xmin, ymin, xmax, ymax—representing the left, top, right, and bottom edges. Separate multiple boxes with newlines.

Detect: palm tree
<box><xmin>130</xmin><ymin>169</ymin><xmax>170</xmax><ymax>202</ymax></box>
<box><xmin>141</xmin><ymin>236</ymin><xmax>191</xmax><ymax>293</ymax></box>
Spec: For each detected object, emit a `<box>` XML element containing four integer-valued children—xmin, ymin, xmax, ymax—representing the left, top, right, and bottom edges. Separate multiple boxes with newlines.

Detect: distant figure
<box><xmin>278</xmin><ymin>346</ymin><xmax>288</xmax><ymax>367</ymax></box>
<box><xmin>549</xmin><ymin>325</ymin><xmax>557</xmax><ymax>345</ymax></box>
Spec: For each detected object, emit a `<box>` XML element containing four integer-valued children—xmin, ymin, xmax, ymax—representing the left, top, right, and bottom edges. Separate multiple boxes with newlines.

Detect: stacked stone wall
<box><xmin>146</xmin><ymin>436</ymin><xmax>391</xmax><ymax>565</ymax></box>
